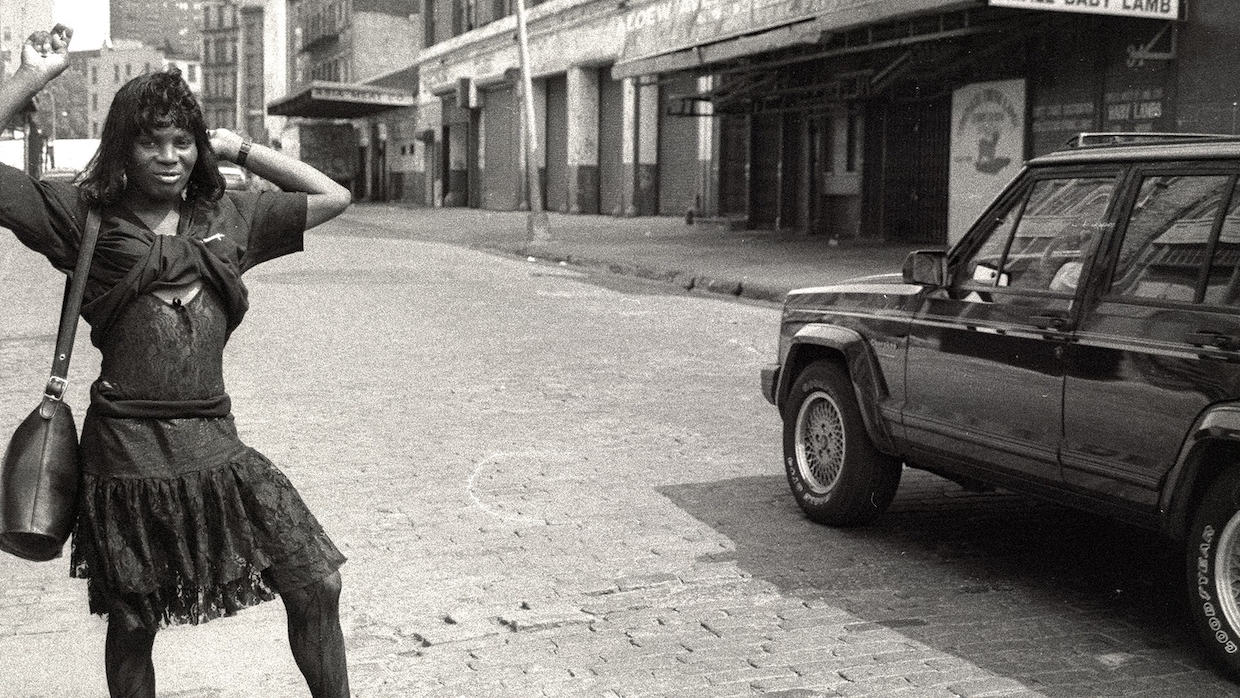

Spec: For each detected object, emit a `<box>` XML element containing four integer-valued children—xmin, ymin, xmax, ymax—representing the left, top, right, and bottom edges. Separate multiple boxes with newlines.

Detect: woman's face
<box><xmin>127</xmin><ymin>126</ymin><xmax>197</xmax><ymax>202</ymax></box>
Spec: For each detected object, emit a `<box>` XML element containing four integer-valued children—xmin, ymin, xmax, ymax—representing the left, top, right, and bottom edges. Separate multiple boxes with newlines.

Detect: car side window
<box><xmin>1203</xmin><ymin>180</ymin><xmax>1240</xmax><ymax>306</ymax></box>
<box><xmin>1111</xmin><ymin>175</ymin><xmax>1233</xmax><ymax>303</ymax></box>
<box><xmin>956</xmin><ymin>176</ymin><xmax>1116</xmax><ymax>298</ymax></box>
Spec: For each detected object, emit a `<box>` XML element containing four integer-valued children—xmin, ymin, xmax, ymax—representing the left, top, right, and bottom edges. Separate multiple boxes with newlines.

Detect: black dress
<box><xmin>0</xmin><ymin>166</ymin><xmax>346</xmax><ymax>632</ymax></box>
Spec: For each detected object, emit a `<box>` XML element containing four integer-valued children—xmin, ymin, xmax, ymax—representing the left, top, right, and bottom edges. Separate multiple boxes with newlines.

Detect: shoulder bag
<box><xmin>0</xmin><ymin>208</ymin><xmax>101</xmax><ymax>561</ymax></box>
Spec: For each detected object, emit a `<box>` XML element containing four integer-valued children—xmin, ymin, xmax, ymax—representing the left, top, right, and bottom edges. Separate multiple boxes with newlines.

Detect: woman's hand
<box><xmin>208</xmin><ymin>128</ymin><xmax>244</xmax><ymax>162</ymax></box>
<box><xmin>18</xmin><ymin>24</ymin><xmax>72</xmax><ymax>86</ymax></box>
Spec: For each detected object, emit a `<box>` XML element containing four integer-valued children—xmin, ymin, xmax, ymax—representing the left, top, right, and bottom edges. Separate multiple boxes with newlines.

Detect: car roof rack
<box><xmin>1066</xmin><ymin>132</ymin><xmax>1240</xmax><ymax>148</ymax></box>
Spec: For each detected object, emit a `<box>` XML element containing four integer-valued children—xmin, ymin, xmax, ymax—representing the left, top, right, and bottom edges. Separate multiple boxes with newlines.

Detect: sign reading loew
<box><xmin>988</xmin><ymin>0</ymin><xmax>1180</xmax><ymax>19</ymax></box>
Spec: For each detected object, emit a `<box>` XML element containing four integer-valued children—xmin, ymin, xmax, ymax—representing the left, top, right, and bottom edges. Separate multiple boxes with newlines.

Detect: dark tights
<box><xmin>282</xmin><ymin>571</ymin><xmax>351</xmax><ymax>698</ymax></box>
<box><xmin>104</xmin><ymin>571</ymin><xmax>350</xmax><ymax>698</ymax></box>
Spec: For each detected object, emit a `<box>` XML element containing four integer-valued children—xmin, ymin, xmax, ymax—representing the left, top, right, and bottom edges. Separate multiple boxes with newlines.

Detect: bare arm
<box><xmin>0</xmin><ymin>25</ymin><xmax>72</xmax><ymax>147</ymax></box>
<box><xmin>209</xmin><ymin>129</ymin><xmax>351</xmax><ymax>229</ymax></box>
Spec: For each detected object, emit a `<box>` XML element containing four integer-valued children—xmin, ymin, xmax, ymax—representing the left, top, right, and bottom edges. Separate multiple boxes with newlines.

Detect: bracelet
<box><xmin>235</xmin><ymin>141</ymin><xmax>252</xmax><ymax>167</ymax></box>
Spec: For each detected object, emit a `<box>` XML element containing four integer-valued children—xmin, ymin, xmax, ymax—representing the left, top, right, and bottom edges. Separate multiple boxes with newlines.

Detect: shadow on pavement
<box><xmin>659</xmin><ymin>470</ymin><xmax>1240</xmax><ymax>697</ymax></box>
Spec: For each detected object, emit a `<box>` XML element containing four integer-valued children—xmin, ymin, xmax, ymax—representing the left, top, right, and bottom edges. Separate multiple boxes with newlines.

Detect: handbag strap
<box><xmin>40</xmin><ymin>208</ymin><xmax>102</xmax><ymax>415</ymax></box>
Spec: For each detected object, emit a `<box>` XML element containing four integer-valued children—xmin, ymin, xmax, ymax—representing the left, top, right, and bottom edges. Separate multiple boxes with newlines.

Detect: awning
<box><xmin>613</xmin><ymin>0</ymin><xmax>977</xmax><ymax>79</ymax></box>
<box><xmin>266</xmin><ymin>81</ymin><xmax>415</xmax><ymax>118</ymax></box>
<box><xmin>613</xmin><ymin>16</ymin><xmax>831</xmax><ymax>80</ymax></box>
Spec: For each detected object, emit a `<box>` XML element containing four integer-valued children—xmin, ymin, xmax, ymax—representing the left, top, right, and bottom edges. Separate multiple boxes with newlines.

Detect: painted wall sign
<box><xmin>949</xmin><ymin>79</ymin><xmax>1026</xmax><ymax>246</ymax></box>
<box><xmin>988</xmin><ymin>0</ymin><xmax>1180</xmax><ymax>20</ymax></box>
<box><xmin>617</xmin><ymin>0</ymin><xmax>963</xmax><ymax>67</ymax></box>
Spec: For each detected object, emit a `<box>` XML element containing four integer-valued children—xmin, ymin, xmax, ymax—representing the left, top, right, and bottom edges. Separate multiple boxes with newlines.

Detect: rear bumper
<box><xmin>760</xmin><ymin>364</ymin><xmax>780</xmax><ymax>406</ymax></box>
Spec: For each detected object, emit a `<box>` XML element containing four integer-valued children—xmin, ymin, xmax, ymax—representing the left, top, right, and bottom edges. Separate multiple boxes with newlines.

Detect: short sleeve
<box><xmin>232</xmin><ymin>189</ymin><xmax>308</xmax><ymax>272</ymax></box>
<box><xmin>0</xmin><ymin>161</ymin><xmax>86</xmax><ymax>273</ymax></box>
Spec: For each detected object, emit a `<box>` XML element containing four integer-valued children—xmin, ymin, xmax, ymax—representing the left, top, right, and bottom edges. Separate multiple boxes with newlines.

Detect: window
<box><xmin>188</xmin><ymin>64</ymin><xmax>197</xmax><ymax>81</ymax></box>
<box><xmin>126</xmin><ymin>63</ymin><xmax>132</xmax><ymax>77</ymax></box>
<box><xmin>91</xmin><ymin>66</ymin><xmax>97</xmax><ymax>84</ymax></box>
<box><xmin>143</xmin><ymin>62</ymin><xmax>150</xmax><ymax>74</ymax></box>
<box><xmin>91</xmin><ymin>93</ymin><xmax>97</xmax><ymax>110</ymax></box>
<box><xmin>1110</xmin><ymin>175</ymin><xmax>1233</xmax><ymax>303</ymax></box>
<box><xmin>114</xmin><ymin>64</ymin><xmax>119</xmax><ymax>82</ymax></box>
<box><xmin>957</xmin><ymin>176</ymin><xmax>1117</xmax><ymax>296</ymax></box>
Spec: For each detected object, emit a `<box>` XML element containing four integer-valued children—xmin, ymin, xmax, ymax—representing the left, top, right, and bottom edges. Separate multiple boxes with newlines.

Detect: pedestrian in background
<box><xmin>0</xmin><ymin>25</ymin><xmax>354</xmax><ymax>698</ymax></box>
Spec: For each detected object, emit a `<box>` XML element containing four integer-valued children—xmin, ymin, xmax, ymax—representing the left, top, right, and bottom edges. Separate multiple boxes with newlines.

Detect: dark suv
<box><xmin>761</xmin><ymin>133</ymin><xmax>1240</xmax><ymax>675</ymax></box>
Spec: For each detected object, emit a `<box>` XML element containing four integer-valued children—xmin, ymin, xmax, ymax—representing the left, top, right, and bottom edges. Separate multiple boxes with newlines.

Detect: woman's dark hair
<box><xmin>79</xmin><ymin>67</ymin><xmax>224</xmax><ymax>206</ymax></box>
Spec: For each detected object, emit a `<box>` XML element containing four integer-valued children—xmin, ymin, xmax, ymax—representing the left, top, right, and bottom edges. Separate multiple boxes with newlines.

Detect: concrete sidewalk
<box><xmin>335</xmin><ymin>204</ymin><xmax>934</xmax><ymax>302</ymax></box>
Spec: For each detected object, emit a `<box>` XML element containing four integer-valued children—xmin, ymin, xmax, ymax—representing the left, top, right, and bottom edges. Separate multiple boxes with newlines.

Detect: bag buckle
<box><xmin>43</xmin><ymin>376</ymin><xmax>67</xmax><ymax>402</ymax></box>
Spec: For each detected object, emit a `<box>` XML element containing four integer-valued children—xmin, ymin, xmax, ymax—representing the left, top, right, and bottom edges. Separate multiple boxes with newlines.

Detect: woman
<box><xmin>0</xmin><ymin>26</ymin><xmax>354</xmax><ymax>698</ymax></box>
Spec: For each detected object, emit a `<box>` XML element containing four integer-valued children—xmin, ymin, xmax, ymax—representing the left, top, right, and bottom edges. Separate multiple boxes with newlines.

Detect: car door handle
<box><xmin>1031</xmin><ymin>314</ymin><xmax>1067</xmax><ymax>330</ymax></box>
<box><xmin>1187</xmin><ymin>331</ymin><xmax>1238</xmax><ymax>350</ymax></box>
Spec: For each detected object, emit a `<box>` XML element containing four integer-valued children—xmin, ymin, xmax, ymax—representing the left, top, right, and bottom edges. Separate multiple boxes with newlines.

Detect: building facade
<box><xmin>266</xmin><ymin>0</ymin><xmax>421</xmax><ymax>199</ymax></box>
<box><xmin>402</xmin><ymin>0</ymin><xmax>1240</xmax><ymax>246</ymax></box>
<box><xmin>110</xmin><ymin>0</ymin><xmax>205</xmax><ymax>59</ymax></box>
<box><xmin>0</xmin><ymin>0</ymin><xmax>53</xmax><ymax>76</ymax></box>
<box><xmin>201</xmin><ymin>0</ymin><xmax>264</xmax><ymax>139</ymax></box>
<box><xmin>82</xmin><ymin>40</ymin><xmax>169</xmax><ymax>138</ymax></box>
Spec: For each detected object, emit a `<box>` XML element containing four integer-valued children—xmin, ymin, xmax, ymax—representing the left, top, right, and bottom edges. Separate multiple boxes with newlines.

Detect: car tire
<box><xmin>1188</xmin><ymin>467</ymin><xmax>1240</xmax><ymax>677</ymax></box>
<box><xmin>782</xmin><ymin>360</ymin><xmax>901</xmax><ymax>526</ymax></box>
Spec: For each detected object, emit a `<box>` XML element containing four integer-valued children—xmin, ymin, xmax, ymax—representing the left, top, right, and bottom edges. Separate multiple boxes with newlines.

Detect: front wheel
<box><xmin>1188</xmin><ymin>468</ymin><xmax>1240</xmax><ymax>677</ymax></box>
<box><xmin>782</xmin><ymin>361</ymin><xmax>901</xmax><ymax>526</ymax></box>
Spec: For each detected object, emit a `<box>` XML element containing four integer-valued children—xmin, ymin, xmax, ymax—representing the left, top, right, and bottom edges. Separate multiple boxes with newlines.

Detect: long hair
<box><xmin>79</xmin><ymin>67</ymin><xmax>224</xmax><ymax>207</ymax></box>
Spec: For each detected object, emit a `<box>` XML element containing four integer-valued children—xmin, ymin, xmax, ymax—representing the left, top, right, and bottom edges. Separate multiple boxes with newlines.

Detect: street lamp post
<box><xmin>514</xmin><ymin>0</ymin><xmax>550</xmax><ymax>243</ymax></box>
<box><xmin>43</xmin><ymin>91</ymin><xmax>56</xmax><ymax>170</ymax></box>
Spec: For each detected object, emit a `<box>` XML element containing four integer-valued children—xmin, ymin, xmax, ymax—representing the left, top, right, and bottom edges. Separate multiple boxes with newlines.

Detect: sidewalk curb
<box><xmin>477</xmin><ymin>240</ymin><xmax>792</xmax><ymax>305</ymax></box>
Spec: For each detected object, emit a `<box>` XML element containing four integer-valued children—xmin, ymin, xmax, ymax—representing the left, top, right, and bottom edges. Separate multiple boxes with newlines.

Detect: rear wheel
<box><xmin>1188</xmin><ymin>467</ymin><xmax>1240</xmax><ymax>677</ymax></box>
<box><xmin>782</xmin><ymin>361</ymin><xmax>901</xmax><ymax>526</ymax></box>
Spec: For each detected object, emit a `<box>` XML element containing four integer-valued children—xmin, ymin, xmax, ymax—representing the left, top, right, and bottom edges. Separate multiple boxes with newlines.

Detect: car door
<box><xmin>903</xmin><ymin>168</ymin><xmax>1122</xmax><ymax>485</ymax></box>
<box><xmin>1064</xmin><ymin>167</ymin><xmax>1240</xmax><ymax>510</ymax></box>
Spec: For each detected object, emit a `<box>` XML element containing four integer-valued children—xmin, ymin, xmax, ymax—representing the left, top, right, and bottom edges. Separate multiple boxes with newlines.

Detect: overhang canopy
<box><xmin>613</xmin><ymin>0</ymin><xmax>975</xmax><ymax>80</ymax></box>
<box><xmin>266</xmin><ymin>81</ymin><xmax>415</xmax><ymax>118</ymax></box>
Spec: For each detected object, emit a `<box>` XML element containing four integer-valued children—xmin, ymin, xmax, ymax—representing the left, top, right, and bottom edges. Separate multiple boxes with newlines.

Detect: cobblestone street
<box><xmin>0</xmin><ymin>209</ymin><xmax>1238</xmax><ymax>696</ymax></box>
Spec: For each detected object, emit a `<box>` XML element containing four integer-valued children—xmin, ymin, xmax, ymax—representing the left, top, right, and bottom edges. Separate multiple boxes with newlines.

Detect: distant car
<box><xmin>761</xmin><ymin>132</ymin><xmax>1240</xmax><ymax>677</ymax></box>
<box><xmin>218</xmin><ymin>164</ymin><xmax>249</xmax><ymax>191</ymax></box>
<box><xmin>39</xmin><ymin>167</ymin><xmax>79</xmax><ymax>184</ymax></box>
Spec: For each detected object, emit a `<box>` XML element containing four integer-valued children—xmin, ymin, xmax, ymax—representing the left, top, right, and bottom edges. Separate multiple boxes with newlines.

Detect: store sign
<box><xmin>988</xmin><ymin>0</ymin><xmax>1180</xmax><ymax>20</ymax></box>
<box><xmin>949</xmin><ymin>79</ymin><xmax>1026</xmax><ymax>246</ymax></box>
<box><xmin>618</xmin><ymin>0</ymin><xmax>965</xmax><ymax>68</ymax></box>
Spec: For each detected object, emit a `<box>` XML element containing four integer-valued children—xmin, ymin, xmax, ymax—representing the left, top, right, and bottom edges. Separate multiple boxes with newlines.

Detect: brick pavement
<box><xmin>0</xmin><ymin>208</ymin><xmax>1236</xmax><ymax>697</ymax></box>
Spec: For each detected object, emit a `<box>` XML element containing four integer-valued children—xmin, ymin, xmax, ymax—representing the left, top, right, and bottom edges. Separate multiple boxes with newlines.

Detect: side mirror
<box><xmin>903</xmin><ymin>250</ymin><xmax>947</xmax><ymax>287</ymax></box>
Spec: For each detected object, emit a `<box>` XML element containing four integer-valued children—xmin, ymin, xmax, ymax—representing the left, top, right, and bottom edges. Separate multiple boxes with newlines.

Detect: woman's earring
<box><xmin>120</xmin><ymin>172</ymin><xmax>127</xmax><ymax>189</ymax></box>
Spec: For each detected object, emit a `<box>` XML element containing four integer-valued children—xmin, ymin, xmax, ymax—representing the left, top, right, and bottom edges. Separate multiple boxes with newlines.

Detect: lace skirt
<box><xmin>69</xmin><ymin>409</ymin><xmax>346</xmax><ymax>632</ymax></box>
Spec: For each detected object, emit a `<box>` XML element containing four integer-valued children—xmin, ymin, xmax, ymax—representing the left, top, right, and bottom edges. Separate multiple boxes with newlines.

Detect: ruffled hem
<box><xmin>85</xmin><ymin>564</ymin><xmax>278</xmax><ymax>631</ymax></box>
<box><xmin>70</xmin><ymin>447</ymin><xmax>346</xmax><ymax>631</ymax></box>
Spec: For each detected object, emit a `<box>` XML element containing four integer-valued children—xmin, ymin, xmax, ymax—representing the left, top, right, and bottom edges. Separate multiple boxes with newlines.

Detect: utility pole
<box><xmin>514</xmin><ymin>0</ymin><xmax>550</xmax><ymax>242</ymax></box>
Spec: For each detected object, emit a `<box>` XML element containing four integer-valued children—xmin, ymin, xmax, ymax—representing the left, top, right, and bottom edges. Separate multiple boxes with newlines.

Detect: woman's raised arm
<box><xmin>0</xmin><ymin>25</ymin><xmax>72</xmax><ymax>132</ymax></box>
<box><xmin>209</xmin><ymin>128</ymin><xmax>351</xmax><ymax>229</ymax></box>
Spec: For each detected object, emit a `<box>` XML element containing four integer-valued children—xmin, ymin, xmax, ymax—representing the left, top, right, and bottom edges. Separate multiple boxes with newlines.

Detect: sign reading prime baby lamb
<box><xmin>988</xmin><ymin>0</ymin><xmax>1180</xmax><ymax>19</ymax></box>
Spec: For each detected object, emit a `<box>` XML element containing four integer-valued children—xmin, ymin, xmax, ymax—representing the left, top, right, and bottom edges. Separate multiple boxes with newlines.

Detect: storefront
<box><xmin>614</xmin><ymin>0</ymin><xmax>1185</xmax><ymax>242</ymax></box>
<box><xmin>267</xmin><ymin>80</ymin><xmax>416</xmax><ymax>201</ymax></box>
